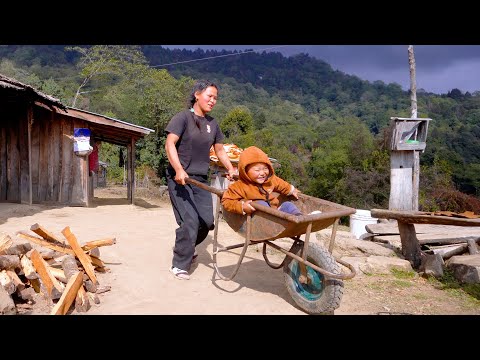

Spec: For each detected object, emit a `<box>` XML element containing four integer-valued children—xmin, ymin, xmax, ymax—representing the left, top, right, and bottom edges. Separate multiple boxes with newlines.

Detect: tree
<box><xmin>220</xmin><ymin>106</ymin><xmax>254</xmax><ymax>138</ymax></box>
<box><xmin>67</xmin><ymin>45</ymin><xmax>147</xmax><ymax>107</ymax></box>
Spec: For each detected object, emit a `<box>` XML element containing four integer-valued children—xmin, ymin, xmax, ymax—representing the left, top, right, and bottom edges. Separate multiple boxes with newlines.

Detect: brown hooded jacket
<box><xmin>221</xmin><ymin>146</ymin><xmax>294</xmax><ymax>215</ymax></box>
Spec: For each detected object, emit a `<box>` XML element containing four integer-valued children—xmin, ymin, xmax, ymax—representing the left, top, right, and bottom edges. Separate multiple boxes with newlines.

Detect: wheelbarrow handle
<box><xmin>185</xmin><ymin>177</ymin><xmax>224</xmax><ymax>197</ymax></box>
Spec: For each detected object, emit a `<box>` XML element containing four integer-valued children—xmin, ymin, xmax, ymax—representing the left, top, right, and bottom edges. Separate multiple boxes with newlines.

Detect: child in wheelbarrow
<box><xmin>222</xmin><ymin>146</ymin><xmax>314</xmax><ymax>216</ymax></box>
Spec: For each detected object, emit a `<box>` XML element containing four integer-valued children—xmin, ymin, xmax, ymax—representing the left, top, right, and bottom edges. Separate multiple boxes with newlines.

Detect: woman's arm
<box><xmin>165</xmin><ymin>133</ymin><xmax>188</xmax><ymax>185</ymax></box>
<box><xmin>214</xmin><ymin>143</ymin><xmax>236</xmax><ymax>180</ymax></box>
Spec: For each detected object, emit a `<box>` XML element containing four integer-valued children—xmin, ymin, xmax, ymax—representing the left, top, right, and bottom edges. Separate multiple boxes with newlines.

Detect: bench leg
<box><xmin>397</xmin><ymin>221</ymin><xmax>423</xmax><ymax>269</ymax></box>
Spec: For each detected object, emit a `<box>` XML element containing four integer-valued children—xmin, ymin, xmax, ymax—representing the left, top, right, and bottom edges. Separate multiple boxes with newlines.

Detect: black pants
<box><xmin>167</xmin><ymin>173</ymin><xmax>214</xmax><ymax>271</ymax></box>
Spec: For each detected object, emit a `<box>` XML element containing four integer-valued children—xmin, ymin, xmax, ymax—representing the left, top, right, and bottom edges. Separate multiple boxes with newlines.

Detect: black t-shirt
<box><xmin>165</xmin><ymin>109</ymin><xmax>225</xmax><ymax>176</ymax></box>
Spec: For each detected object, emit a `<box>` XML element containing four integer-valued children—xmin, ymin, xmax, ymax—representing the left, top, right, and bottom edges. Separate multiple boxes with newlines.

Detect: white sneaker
<box><xmin>169</xmin><ymin>266</ymin><xmax>190</xmax><ymax>280</ymax></box>
<box><xmin>309</xmin><ymin>210</ymin><xmax>322</xmax><ymax>215</ymax></box>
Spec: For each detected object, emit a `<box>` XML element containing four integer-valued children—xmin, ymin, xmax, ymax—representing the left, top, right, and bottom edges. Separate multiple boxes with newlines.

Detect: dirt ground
<box><xmin>1</xmin><ymin>185</ymin><xmax>479</xmax><ymax>315</ymax></box>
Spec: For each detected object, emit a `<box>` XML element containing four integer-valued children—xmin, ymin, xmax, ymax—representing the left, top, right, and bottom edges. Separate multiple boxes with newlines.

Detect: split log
<box><xmin>425</xmin><ymin>243</ymin><xmax>468</xmax><ymax>259</ymax></box>
<box><xmin>4</xmin><ymin>242</ymin><xmax>32</xmax><ymax>256</ymax></box>
<box><xmin>95</xmin><ymin>285</ymin><xmax>111</xmax><ymax>294</ymax></box>
<box><xmin>28</xmin><ymin>278</ymin><xmax>41</xmax><ymax>293</ymax></box>
<box><xmin>0</xmin><ymin>255</ymin><xmax>21</xmax><ymax>270</ymax></box>
<box><xmin>30</xmin><ymin>249</ymin><xmax>64</xmax><ymax>299</ymax></box>
<box><xmin>82</xmin><ymin>238</ymin><xmax>116</xmax><ymax>251</ymax></box>
<box><xmin>0</xmin><ymin>233</ymin><xmax>13</xmax><ymax>254</ymax></box>
<box><xmin>84</xmin><ymin>279</ymin><xmax>97</xmax><ymax>293</ymax></box>
<box><xmin>18</xmin><ymin>287</ymin><xmax>36</xmax><ymax>301</ymax></box>
<box><xmin>0</xmin><ymin>285</ymin><xmax>16</xmax><ymax>315</ymax></box>
<box><xmin>88</xmin><ymin>247</ymin><xmax>100</xmax><ymax>258</ymax></box>
<box><xmin>50</xmin><ymin>271</ymin><xmax>83</xmax><ymax>315</ymax></box>
<box><xmin>62</xmin><ymin>255</ymin><xmax>90</xmax><ymax>313</ymax></box>
<box><xmin>7</xmin><ymin>270</ymin><xmax>25</xmax><ymax>292</ymax></box>
<box><xmin>467</xmin><ymin>239</ymin><xmax>479</xmax><ymax>254</ymax></box>
<box><xmin>61</xmin><ymin>227</ymin><xmax>97</xmax><ymax>284</ymax></box>
<box><xmin>48</xmin><ymin>266</ymin><xmax>67</xmax><ymax>283</ymax></box>
<box><xmin>17</xmin><ymin>231</ymin><xmax>97</xmax><ymax>264</ymax></box>
<box><xmin>20</xmin><ymin>254</ymin><xmax>38</xmax><ymax>280</ymax></box>
<box><xmin>87</xmin><ymin>291</ymin><xmax>100</xmax><ymax>305</ymax></box>
<box><xmin>16</xmin><ymin>231</ymin><xmax>74</xmax><ymax>256</ymax></box>
<box><xmin>30</xmin><ymin>223</ymin><xmax>65</xmax><ymax>244</ymax></box>
<box><xmin>0</xmin><ymin>270</ymin><xmax>15</xmax><ymax>295</ymax></box>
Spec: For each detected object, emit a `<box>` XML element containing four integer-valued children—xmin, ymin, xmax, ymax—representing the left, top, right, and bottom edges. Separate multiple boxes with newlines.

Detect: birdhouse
<box><xmin>390</xmin><ymin>117</ymin><xmax>431</xmax><ymax>151</ymax></box>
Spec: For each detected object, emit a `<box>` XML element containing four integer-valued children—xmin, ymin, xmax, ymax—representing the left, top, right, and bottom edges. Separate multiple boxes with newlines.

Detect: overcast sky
<box><xmin>161</xmin><ymin>45</ymin><xmax>480</xmax><ymax>95</ymax></box>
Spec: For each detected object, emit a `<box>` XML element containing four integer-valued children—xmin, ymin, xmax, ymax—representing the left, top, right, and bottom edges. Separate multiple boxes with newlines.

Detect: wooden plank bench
<box><xmin>370</xmin><ymin>209</ymin><xmax>480</xmax><ymax>268</ymax></box>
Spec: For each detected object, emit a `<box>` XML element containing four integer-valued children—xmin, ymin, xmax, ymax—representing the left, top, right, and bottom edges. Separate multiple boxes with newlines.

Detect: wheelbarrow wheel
<box><xmin>283</xmin><ymin>242</ymin><xmax>344</xmax><ymax>314</ymax></box>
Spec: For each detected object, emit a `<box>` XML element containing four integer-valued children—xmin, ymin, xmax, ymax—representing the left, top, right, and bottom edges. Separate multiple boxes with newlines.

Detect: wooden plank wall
<box><xmin>30</xmin><ymin>108</ymin><xmax>88</xmax><ymax>206</ymax></box>
<box><xmin>1</xmin><ymin>105</ymin><xmax>88</xmax><ymax>206</ymax></box>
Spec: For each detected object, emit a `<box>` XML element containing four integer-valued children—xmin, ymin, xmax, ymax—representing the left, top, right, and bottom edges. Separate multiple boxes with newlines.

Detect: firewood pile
<box><xmin>0</xmin><ymin>224</ymin><xmax>115</xmax><ymax>315</ymax></box>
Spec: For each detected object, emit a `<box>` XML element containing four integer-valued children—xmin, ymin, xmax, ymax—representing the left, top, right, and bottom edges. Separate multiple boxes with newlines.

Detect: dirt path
<box><xmin>1</xmin><ymin>187</ymin><xmax>479</xmax><ymax>315</ymax></box>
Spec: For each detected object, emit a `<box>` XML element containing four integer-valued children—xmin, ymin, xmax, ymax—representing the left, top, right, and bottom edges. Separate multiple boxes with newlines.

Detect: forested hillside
<box><xmin>1</xmin><ymin>45</ymin><xmax>479</xmax><ymax>212</ymax></box>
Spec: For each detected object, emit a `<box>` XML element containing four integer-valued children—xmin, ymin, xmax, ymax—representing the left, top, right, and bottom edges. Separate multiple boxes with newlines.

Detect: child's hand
<box><xmin>292</xmin><ymin>188</ymin><xmax>301</xmax><ymax>200</ymax></box>
<box><xmin>242</xmin><ymin>200</ymin><xmax>256</xmax><ymax>214</ymax></box>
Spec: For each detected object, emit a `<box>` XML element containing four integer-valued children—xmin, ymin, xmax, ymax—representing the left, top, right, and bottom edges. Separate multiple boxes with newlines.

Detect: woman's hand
<box><xmin>174</xmin><ymin>168</ymin><xmax>189</xmax><ymax>185</ymax></box>
<box><xmin>226</xmin><ymin>168</ymin><xmax>237</xmax><ymax>181</ymax></box>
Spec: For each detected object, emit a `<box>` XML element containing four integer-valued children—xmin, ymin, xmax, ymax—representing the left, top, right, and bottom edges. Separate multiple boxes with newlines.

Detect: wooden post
<box><xmin>408</xmin><ymin>45</ymin><xmax>419</xmax><ymax>211</ymax></box>
<box><xmin>27</xmin><ymin>105</ymin><xmax>33</xmax><ymax>205</ymax></box>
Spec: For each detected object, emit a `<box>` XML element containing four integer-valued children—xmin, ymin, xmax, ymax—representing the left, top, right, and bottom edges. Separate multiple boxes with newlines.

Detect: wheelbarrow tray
<box><xmin>222</xmin><ymin>193</ymin><xmax>356</xmax><ymax>242</ymax></box>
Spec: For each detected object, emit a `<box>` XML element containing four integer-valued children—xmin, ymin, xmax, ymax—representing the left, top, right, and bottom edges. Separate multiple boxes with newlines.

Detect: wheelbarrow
<box><xmin>185</xmin><ymin>177</ymin><xmax>357</xmax><ymax>314</ymax></box>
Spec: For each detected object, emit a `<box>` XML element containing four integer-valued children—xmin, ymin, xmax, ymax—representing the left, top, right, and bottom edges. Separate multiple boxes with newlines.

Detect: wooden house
<box><xmin>0</xmin><ymin>73</ymin><xmax>154</xmax><ymax>207</ymax></box>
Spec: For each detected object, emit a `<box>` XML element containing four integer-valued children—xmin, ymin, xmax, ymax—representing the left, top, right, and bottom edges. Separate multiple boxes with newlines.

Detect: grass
<box><xmin>428</xmin><ymin>269</ymin><xmax>480</xmax><ymax>302</ymax></box>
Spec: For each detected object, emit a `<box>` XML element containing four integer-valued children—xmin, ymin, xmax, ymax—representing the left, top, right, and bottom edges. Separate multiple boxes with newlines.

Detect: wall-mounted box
<box><xmin>390</xmin><ymin>117</ymin><xmax>431</xmax><ymax>151</ymax></box>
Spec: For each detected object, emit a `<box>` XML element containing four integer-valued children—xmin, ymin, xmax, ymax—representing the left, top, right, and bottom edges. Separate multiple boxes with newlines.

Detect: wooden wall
<box><xmin>0</xmin><ymin>104</ymin><xmax>89</xmax><ymax>206</ymax></box>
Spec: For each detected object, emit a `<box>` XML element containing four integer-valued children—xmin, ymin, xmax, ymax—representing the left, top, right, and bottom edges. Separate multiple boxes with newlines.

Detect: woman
<box><xmin>165</xmin><ymin>80</ymin><xmax>236</xmax><ymax>280</ymax></box>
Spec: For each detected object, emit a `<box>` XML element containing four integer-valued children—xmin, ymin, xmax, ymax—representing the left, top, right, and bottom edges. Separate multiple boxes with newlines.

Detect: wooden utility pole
<box><xmin>388</xmin><ymin>45</ymin><xmax>431</xmax><ymax>211</ymax></box>
<box><xmin>409</xmin><ymin>45</ymin><xmax>420</xmax><ymax>211</ymax></box>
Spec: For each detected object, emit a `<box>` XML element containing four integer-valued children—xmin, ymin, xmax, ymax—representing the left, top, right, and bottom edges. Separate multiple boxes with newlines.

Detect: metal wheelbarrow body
<box><xmin>186</xmin><ymin>178</ymin><xmax>356</xmax><ymax>314</ymax></box>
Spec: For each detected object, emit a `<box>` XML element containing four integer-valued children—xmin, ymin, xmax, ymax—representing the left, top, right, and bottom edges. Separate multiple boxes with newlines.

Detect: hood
<box><xmin>238</xmin><ymin>146</ymin><xmax>275</xmax><ymax>184</ymax></box>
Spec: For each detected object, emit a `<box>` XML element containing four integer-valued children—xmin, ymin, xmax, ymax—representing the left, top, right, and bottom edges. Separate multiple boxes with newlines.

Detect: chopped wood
<box><xmin>61</xmin><ymin>227</ymin><xmax>97</xmax><ymax>284</ymax></box>
<box><xmin>424</xmin><ymin>243</ymin><xmax>468</xmax><ymax>259</ymax></box>
<box><xmin>17</xmin><ymin>287</ymin><xmax>36</xmax><ymax>301</ymax></box>
<box><xmin>39</xmin><ymin>249</ymin><xmax>57</xmax><ymax>260</ymax></box>
<box><xmin>16</xmin><ymin>231</ymin><xmax>74</xmax><ymax>255</ymax></box>
<box><xmin>6</xmin><ymin>270</ymin><xmax>25</xmax><ymax>292</ymax></box>
<box><xmin>30</xmin><ymin>223</ymin><xmax>65</xmax><ymax>244</ymax></box>
<box><xmin>82</xmin><ymin>237</ymin><xmax>116</xmax><ymax>251</ymax></box>
<box><xmin>467</xmin><ymin>239</ymin><xmax>479</xmax><ymax>255</ymax></box>
<box><xmin>88</xmin><ymin>247</ymin><xmax>100</xmax><ymax>258</ymax></box>
<box><xmin>0</xmin><ymin>255</ymin><xmax>21</xmax><ymax>270</ymax></box>
<box><xmin>0</xmin><ymin>285</ymin><xmax>16</xmax><ymax>315</ymax></box>
<box><xmin>30</xmin><ymin>249</ymin><xmax>64</xmax><ymax>299</ymax></box>
<box><xmin>75</xmin><ymin>285</ymin><xmax>91</xmax><ymax>313</ymax></box>
<box><xmin>61</xmin><ymin>255</ymin><xmax>91</xmax><ymax>313</ymax></box>
<box><xmin>84</xmin><ymin>279</ymin><xmax>97</xmax><ymax>293</ymax></box>
<box><xmin>28</xmin><ymin>278</ymin><xmax>41</xmax><ymax>293</ymax></box>
<box><xmin>50</xmin><ymin>271</ymin><xmax>83</xmax><ymax>315</ymax></box>
<box><xmin>87</xmin><ymin>291</ymin><xmax>100</xmax><ymax>305</ymax></box>
<box><xmin>0</xmin><ymin>232</ymin><xmax>13</xmax><ymax>254</ymax></box>
<box><xmin>0</xmin><ymin>270</ymin><xmax>15</xmax><ymax>295</ymax></box>
<box><xmin>48</xmin><ymin>266</ymin><xmax>67</xmax><ymax>283</ymax></box>
<box><xmin>95</xmin><ymin>285</ymin><xmax>111</xmax><ymax>294</ymax></box>
<box><xmin>90</xmin><ymin>255</ymin><xmax>105</xmax><ymax>268</ymax></box>
<box><xmin>20</xmin><ymin>254</ymin><xmax>38</xmax><ymax>279</ymax></box>
<box><xmin>17</xmin><ymin>231</ymin><xmax>97</xmax><ymax>264</ymax></box>
<box><xmin>4</xmin><ymin>242</ymin><xmax>32</xmax><ymax>256</ymax></box>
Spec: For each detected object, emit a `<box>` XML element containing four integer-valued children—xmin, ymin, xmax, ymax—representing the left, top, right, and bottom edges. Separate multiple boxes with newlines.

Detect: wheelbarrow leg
<box><xmin>213</xmin><ymin>213</ymin><xmax>252</xmax><ymax>281</ymax></box>
<box><xmin>298</xmin><ymin>222</ymin><xmax>312</xmax><ymax>284</ymax></box>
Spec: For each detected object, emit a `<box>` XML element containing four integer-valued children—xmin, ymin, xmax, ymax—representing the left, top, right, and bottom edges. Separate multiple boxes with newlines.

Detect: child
<box><xmin>221</xmin><ymin>146</ymin><xmax>302</xmax><ymax>216</ymax></box>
